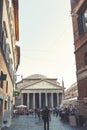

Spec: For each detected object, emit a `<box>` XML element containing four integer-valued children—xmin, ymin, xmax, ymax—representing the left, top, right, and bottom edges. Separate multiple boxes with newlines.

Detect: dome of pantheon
<box><xmin>26</xmin><ymin>74</ymin><xmax>47</xmax><ymax>79</ymax></box>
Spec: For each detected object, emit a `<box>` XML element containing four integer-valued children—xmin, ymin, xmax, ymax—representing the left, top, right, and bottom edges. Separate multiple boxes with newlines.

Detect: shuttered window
<box><xmin>83</xmin><ymin>9</ymin><xmax>87</xmax><ymax>32</ymax></box>
<box><xmin>78</xmin><ymin>9</ymin><xmax>87</xmax><ymax>35</ymax></box>
<box><xmin>78</xmin><ymin>14</ymin><xmax>84</xmax><ymax>35</ymax></box>
<box><xmin>84</xmin><ymin>52</ymin><xmax>87</xmax><ymax>65</ymax></box>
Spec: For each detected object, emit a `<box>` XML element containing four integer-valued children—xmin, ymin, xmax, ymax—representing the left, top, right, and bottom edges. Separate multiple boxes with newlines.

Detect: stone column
<box><xmin>33</xmin><ymin>93</ymin><xmax>35</xmax><ymax>109</ymax></box>
<box><xmin>27</xmin><ymin>93</ymin><xmax>29</xmax><ymax>109</ymax></box>
<box><xmin>45</xmin><ymin>93</ymin><xmax>47</xmax><ymax>106</ymax></box>
<box><xmin>57</xmin><ymin>93</ymin><xmax>59</xmax><ymax>107</ymax></box>
<box><xmin>21</xmin><ymin>93</ymin><xmax>23</xmax><ymax>105</ymax></box>
<box><xmin>51</xmin><ymin>93</ymin><xmax>53</xmax><ymax>108</ymax></box>
<box><xmin>39</xmin><ymin>93</ymin><xmax>41</xmax><ymax>108</ymax></box>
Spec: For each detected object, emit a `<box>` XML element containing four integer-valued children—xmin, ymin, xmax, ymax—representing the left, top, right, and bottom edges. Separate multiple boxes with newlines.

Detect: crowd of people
<box><xmin>13</xmin><ymin>105</ymin><xmax>84</xmax><ymax>129</ymax></box>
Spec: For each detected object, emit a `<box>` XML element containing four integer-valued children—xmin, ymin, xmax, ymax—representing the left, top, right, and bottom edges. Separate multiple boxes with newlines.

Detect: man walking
<box><xmin>42</xmin><ymin>106</ymin><xmax>50</xmax><ymax>130</ymax></box>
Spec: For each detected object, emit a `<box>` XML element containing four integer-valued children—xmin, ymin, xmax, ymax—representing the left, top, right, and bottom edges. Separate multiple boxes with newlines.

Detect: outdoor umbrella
<box><xmin>15</xmin><ymin>105</ymin><xmax>27</xmax><ymax>108</ymax></box>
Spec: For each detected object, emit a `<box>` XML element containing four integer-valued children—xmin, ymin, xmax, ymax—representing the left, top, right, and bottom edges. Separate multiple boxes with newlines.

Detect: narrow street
<box><xmin>1</xmin><ymin>114</ymin><xmax>87</xmax><ymax>130</ymax></box>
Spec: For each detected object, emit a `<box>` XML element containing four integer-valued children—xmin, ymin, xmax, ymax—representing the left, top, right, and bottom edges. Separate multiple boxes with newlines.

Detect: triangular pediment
<box><xmin>21</xmin><ymin>80</ymin><xmax>61</xmax><ymax>90</ymax></box>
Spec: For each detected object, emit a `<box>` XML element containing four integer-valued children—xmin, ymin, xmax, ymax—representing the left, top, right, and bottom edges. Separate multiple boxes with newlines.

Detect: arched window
<box><xmin>83</xmin><ymin>9</ymin><xmax>87</xmax><ymax>32</ymax></box>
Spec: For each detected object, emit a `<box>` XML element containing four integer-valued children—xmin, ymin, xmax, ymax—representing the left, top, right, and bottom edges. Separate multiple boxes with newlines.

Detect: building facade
<box><xmin>70</xmin><ymin>0</ymin><xmax>87</xmax><ymax>116</ymax></box>
<box><xmin>16</xmin><ymin>74</ymin><xmax>63</xmax><ymax>110</ymax></box>
<box><xmin>0</xmin><ymin>0</ymin><xmax>20</xmax><ymax>128</ymax></box>
<box><xmin>61</xmin><ymin>82</ymin><xmax>78</xmax><ymax>108</ymax></box>
<box><xmin>65</xmin><ymin>82</ymin><xmax>78</xmax><ymax>100</ymax></box>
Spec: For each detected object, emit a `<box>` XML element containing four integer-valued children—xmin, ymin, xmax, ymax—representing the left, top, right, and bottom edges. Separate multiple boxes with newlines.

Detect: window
<box><xmin>78</xmin><ymin>8</ymin><xmax>87</xmax><ymax>35</ymax></box>
<box><xmin>6</xmin><ymin>81</ymin><xmax>8</xmax><ymax>93</ymax></box>
<box><xmin>0</xmin><ymin>71</ymin><xmax>3</xmax><ymax>89</ymax></box>
<box><xmin>84</xmin><ymin>52</ymin><xmax>87</xmax><ymax>65</ymax></box>
<box><xmin>85</xmin><ymin>91</ymin><xmax>87</xmax><ymax>97</ymax></box>
<box><xmin>83</xmin><ymin>9</ymin><xmax>87</xmax><ymax>32</ymax></box>
<box><xmin>4</xmin><ymin>101</ymin><xmax>7</xmax><ymax>109</ymax></box>
<box><xmin>78</xmin><ymin>14</ymin><xmax>84</xmax><ymax>35</ymax></box>
<box><xmin>3</xmin><ymin>21</ymin><xmax>8</xmax><ymax>38</ymax></box>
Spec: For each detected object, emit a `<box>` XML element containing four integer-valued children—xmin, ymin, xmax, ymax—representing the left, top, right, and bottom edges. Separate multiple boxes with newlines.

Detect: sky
<box><xmin>17</xmin><ymin>0</ymin><xmax>77</xmax><ymax>88</ymax></box>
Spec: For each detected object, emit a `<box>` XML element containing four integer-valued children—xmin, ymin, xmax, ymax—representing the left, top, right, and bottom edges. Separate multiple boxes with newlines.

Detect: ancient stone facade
<box><xmin>16</xmin><ymin>74</ymin><xmax>63</xmax><ymax>110</ymax></box>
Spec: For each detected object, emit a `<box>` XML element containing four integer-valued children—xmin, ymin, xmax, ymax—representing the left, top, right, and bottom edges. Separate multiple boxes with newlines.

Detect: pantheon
<box><xmin>16</xmin><ymin>74</ymin><xmax>64</xmax><ymax>109</ymax></box>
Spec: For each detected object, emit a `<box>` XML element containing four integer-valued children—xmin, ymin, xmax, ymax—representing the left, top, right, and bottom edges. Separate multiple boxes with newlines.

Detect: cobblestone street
<box><xmin>1</xmin><ymin>114</ymin><xmax>87</xmax><ymax>130</ymax></box>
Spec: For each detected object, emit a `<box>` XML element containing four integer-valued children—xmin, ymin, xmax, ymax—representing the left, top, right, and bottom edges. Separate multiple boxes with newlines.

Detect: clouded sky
<box><xmin>17</xmin><ymin>0</ymin><xmax>77</xmax><ymax>88</ymax></box>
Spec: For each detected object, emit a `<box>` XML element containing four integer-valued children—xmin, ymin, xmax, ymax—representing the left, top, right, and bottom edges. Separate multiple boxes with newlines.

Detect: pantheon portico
<box><xmin>16</xmin><ymin>74</ymin><xmax>63</xmax><ymax>109</ymax></box>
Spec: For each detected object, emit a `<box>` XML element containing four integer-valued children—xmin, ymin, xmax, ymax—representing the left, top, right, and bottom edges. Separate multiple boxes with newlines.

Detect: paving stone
<box><xmin>1</xmin><ymin>114</ymin><xmax>87</xmax><ymax>130</ymax></box>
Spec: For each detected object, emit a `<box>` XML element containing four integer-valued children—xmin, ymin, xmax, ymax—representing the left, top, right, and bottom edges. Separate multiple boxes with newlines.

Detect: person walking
<box><xmin>37</xmin><ymin>108</ymin><xmax>40</xmax><ymax>120</ymax></box>
<box><xmin>42</xmin><ymin>106</ymin><xmax>50</xmax><ymax>130</ymax></box>
<box><xmin>35</xmin><ymin>108</ymin><xmax>37</xmax><ymax>118</ymax></box>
